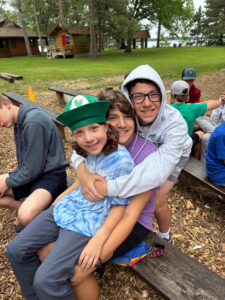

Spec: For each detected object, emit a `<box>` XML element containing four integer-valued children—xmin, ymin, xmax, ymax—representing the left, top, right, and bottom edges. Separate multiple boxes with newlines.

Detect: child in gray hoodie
<box><xmin>73</xmin><ymin>64</ymin><xmax>192</xmax><ymax>242</ymax></box>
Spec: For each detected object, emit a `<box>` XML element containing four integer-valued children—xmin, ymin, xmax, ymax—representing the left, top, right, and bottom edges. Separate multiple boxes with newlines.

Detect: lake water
<box><xmin>137</xmin><ymin>38</ymin><xmax>193</xmax><ymax>48</ymax></box>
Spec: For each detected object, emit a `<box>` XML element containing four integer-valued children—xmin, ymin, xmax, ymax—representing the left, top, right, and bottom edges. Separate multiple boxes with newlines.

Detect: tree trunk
<box><xmin>16</xmin><ymin>0</ymin><xmax>32</xmax><ymax>57</ymax></box>
<box><xmin>125</xmin><ymin>38</ymin><xmax>132</xmax><ymax>52</ymax></box>
<box><xmin>156</xmin><ymin>19</ymin><xmax>161</xmax><ymax>48</ymax></box>
<box><xmin>219</xmin><ymin>34</ymin><xmax>223</xmax><ymax>46</ymax></box>
<box><xmin>58</xmin><ymin>0</ymin><xmax>66</xmax><ymax>29</ymax></box>
<box><xmin>89</xmin><ymin>0</ymin><xmax>97</xmax><ymax>59</ymax></box>
<box><xmin>31</xmin><ymin>0</ymin><xmax>44</xmax><ymax>55</ymax></box>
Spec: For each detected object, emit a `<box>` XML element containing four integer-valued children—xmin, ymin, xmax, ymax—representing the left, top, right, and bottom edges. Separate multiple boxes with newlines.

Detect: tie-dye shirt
<box><xmin>53</xmin><ymin>146</ymin><xmax>134</xmax><ymax>237</ymax></box>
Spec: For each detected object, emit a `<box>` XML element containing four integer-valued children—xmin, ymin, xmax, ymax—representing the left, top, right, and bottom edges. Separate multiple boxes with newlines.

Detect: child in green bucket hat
<box><xmin>7</xmin><ymin>94</ymin><xmax>135</xmax><ymax>300</ymax></box>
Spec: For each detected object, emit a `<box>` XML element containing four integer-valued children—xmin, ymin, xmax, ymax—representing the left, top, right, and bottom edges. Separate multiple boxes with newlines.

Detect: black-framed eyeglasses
<box><xmin>130</xmin><ymin>91</ymin><xmax>161</xmax><ymax>104</ymax></box>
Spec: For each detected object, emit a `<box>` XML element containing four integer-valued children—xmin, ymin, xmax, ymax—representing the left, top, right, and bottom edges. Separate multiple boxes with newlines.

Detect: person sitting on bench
<box><xmin>170</xmin><ymin>80</ymin><xmax>222</xmax><ymax>159</ymax></box>
<box><xmin>0</xmin><ymin>97</ymin><xmax>68</xmax><ymax>231</ymax></box>
<box><xmin>7</xmin><ymin>94</ymin><xmax>139</xmax><ymax>300</ymax></box>
<box><xmin>206</xmin><ymin>121</ymin><xmax>225</xmax><ymax>186</ymax></box>
<box><xmin>181</xmin><ymin>67</ymin><xmax>201</xmax><ymax>103</ymax></box>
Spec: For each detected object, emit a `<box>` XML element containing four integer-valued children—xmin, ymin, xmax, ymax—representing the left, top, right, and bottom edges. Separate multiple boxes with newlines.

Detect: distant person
<box><xmin>210</xmin><ymin>92</ymin><xmax>225</xmax><ymax>126</ymax></box>
<box><xmin>170</xmin><ymin>80</ymin><xmax>222</xmax><ymax>158</ymax></box>
<box><xmin>182</xmin><ymin>67</ymin><xmax>201</xmax><ymax>103</ymax></box>
<box><xmin>0</xmin><ymin>98</ymin><xmax>68</xmax><ymax>231</ymax></box>
<box><xmin>206</xmin><ymin>121</ymin><xmax>225</xmax><ymax>186</ymax></box>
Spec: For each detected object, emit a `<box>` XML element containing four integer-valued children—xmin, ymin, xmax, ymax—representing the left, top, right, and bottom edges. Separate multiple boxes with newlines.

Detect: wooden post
<box><xmin>145</xmin><ymin>38</ymin><xmax>148</xmax><ymax>48</ymax></box>
<box><xmin>133</xmin><ymin>38</ymin><xmax>136</xmax><ymax>49</ymax></box>
<box><xmin>141</xmin><ymin>38</ymin><xmax>144</xmax><ymax>49</ymax></box>
<box><xmin>55</xmin><ymin>91</ymin><xmax>65</xmax><ymax>104</ymax></box>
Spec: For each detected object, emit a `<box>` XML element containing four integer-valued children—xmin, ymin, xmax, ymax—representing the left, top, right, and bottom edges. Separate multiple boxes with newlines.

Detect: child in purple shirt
<box><xmin>97</xmin><ymin>88</ymin><xmax>158</xmax><ymax>254</ymax></box>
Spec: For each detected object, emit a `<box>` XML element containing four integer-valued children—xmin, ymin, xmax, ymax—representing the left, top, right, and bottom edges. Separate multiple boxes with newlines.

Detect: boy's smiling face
<box><xmin>72</xmin><ymin>123</ymin><xmax>108</xmax><ymax>155</ymax></box>
<box><xmin>130</xmin><ymin>82</ymin><xmax>161</xmax><ymax>125</ymax></box>
<box><xmin>107</xmin><ymin>108</ymin><xmax>135</xmax><ymax>146</ymax></box>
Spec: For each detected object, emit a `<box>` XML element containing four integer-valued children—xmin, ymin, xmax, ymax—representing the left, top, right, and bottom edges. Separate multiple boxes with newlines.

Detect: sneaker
<box><xmin>163</xmin><ymin>232</ymin><xmax>172</xmax><ymax>243</ymax></box>
<box><xmin>15</xmin><ymin>222</ymin><xmax>25</xmax><ymax>233</ymax></box>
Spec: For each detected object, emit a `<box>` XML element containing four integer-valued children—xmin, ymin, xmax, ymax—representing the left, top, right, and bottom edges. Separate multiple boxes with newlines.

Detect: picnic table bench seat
<box><xmin>48</xmin><ymin>87</ymin><xmax>88</xmax><ymax>104</ymax></box>
<box><xmin>134</xmin><ymin>232</ymin><xmax>225</xmax><ymax>300</ymax></box>
<box><xmin>183</xmin><ymin>156</ymin><xmax>225</xmax><ymax>198</ymax></box>
<box><xmin>2</xmin><ymin>92</ymin><xmax>66</xmax><ymax>139</ymax></box>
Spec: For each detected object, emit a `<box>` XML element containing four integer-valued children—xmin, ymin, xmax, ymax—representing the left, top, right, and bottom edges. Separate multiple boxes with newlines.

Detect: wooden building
<box><xmin>48</xmin><ymin>26</ymin><xmax>96</xmax><ymax>57</ymax></box>
<box><xmin>0</xmin><ymin>18</ymin><xmax>44</xmax><ymax>58</ymax></box>
<box><xmin>133</xmin><ymin>30</ymin><xmax>150</xmax><ymax>49</ymax></box>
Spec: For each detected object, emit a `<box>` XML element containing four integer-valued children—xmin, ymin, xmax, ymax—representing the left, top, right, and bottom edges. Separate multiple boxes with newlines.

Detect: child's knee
<box><xmin>7</xmin><ymin>238</ymin><xmax>24</xmax><ymax>262</ymax></box>
<box><xmin>18</xmin><ymin>206</ymin><xmax>38</xmax><ymax>225</ymax></box>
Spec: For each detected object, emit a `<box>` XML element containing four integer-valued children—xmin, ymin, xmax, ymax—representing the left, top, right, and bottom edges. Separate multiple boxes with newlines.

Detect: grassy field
<box><xmin>0</xmin><ymin>46</ymin><xmax>225</xmax><ymax>93</ymax></box>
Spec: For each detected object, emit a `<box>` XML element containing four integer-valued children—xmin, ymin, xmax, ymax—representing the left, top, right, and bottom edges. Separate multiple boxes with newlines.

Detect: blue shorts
<box><xmin>12</xmin><ymin>171</ymin><xmax>67</xmax><ymax>203</ymax></box>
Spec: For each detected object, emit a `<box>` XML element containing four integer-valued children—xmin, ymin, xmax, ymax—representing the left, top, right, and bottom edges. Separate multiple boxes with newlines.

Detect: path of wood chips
<box><xmin>0</xmin><ymin>71</ymin><xmax>225</xmax><ymax>299</ymax></box>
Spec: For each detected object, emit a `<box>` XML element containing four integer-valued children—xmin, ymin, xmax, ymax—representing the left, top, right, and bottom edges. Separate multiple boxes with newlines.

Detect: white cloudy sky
<box><xmin>193</xmin><ymin>0</ymin><xmax>206</xmax><ymax>11</ymax></box>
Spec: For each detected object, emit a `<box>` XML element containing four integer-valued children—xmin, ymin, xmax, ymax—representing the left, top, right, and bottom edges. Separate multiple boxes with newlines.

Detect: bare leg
<box><xmin>155</xmin><ymin>180</ymin><xmax>174</xmax><ymax>233</ymax></box>
<box><xmin>18</xmin><ymin>189</ymin><xmax>52</xmax><ymax>225</ymax></box>
<box><xmin>0</xmin><ymin>188</ymin><xmax>22</xmax><ymax>210</ymax></box>
<box><xmin>0</xmin><ymin>194</ymin><xmax>22</xmax><ymax>210</ymax></box>
<box><xmin>73</xmin><ymin>274</ymin><xmax>99</xmax><ymax>300</ymax></box>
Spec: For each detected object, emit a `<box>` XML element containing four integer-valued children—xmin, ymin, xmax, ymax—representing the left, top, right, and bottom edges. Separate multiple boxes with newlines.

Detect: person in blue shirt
<box><xmin>206</xmin><ymin>121</ymin><xmax>225</xmax><ymax>186</ymax></box>
<box><xmin>7</xmin><ymin>95</ymin><xmax>135</xmax><ymax>300</ymax></box>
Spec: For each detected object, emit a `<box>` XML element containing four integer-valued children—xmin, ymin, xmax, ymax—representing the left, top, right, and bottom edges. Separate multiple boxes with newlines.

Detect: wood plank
<box><xmin>0</xmin><ymin>74</ymin><xmax>14</xmax><ymax>83</ymax></box>
<box><xmin>49</xmin><ymin>87</ymin><xmax>86</xmax><ymax>104</ymax></box>
<box><xmin>183</xmin><ymin>157</ymin><xmax>225</xmax><ymax>197</ymax></box>
<box><xmin>132</xmin><ymin>232</ymin><xmax>225</xmax><ymax>300</ymax></box>
<box><xmin>49</xmin><ymin>87</ymin><xmax>84</xmax><ymax>97</ymax></box>
<box><xmin>0</xmin><ymin>73</ymin><xmax>23</xmax><ymax>80</ymax></box>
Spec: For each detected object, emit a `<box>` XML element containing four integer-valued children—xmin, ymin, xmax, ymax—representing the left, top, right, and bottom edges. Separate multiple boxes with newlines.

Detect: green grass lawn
<box><xmin>0</xmin><ymin>46</ymin><xmax>224</xmax><ymax>93</ymax></box>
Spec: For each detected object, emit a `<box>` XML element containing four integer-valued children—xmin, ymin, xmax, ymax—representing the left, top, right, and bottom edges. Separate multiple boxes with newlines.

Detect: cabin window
<box><xmin>66</xmin><ymin>35</ymin><xmax>70</xmax><ymax>44</ymax></box>
<box><xmin>0</xmin><ymin>39</ymin><xmax>7</xmax><ymax>48</ymax></box>
<box><xmin>29</xmin><ymin>38</ymin><xmax>35</xmax><ymax>48</ymax></box>
<box><xmin>10</xmin><ymin>39</ymin><xmax>16</xmax><ymax>48</ymax></box>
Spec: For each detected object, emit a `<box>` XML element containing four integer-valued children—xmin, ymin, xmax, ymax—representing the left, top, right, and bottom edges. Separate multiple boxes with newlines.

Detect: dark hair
<box><xmin>173</xmin><ymin>94</ymin><xmax>188</xmax><ymax>103</ymax></box>
<box><xmin>98</xmin><ymin>88</ymin><xmax>135</xmax><ymax>120</ymax></box>
<box><xmin>72</xmin><ymin>123</ymin><xmax>119</xmax><ymax>158</ymax></box>
<box><xmin>126</xmin><ymin>79</ymin><xmax>161</xmax><ymax>97</ymax></box>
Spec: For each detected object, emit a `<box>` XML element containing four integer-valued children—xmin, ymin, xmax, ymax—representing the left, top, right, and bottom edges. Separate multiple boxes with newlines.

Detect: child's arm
<box><xmin>76</xmin><ymin>162</ymin><xmax>106</xmax><ymax>201</ymax></box>
<box><xmin>51</xmin><ymin>180</ymin><xmax>81</xmax><ymax>206</ymax></box>
<box><xmin>78</xmin><ymin>204</ymin><xmax>126</xmax><ymax>271</ymax></box>
<box><xmin>71</xmin><ymin>190</ymin><xmax>152</xmax><ymax>285</ymax></box>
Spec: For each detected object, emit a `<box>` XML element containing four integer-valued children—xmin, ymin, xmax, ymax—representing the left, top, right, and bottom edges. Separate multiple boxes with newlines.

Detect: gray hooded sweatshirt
<box><xmin>72</xmin><ymin>65</ymin><xmax>192</xmax><ymax>198</ymax></box>
<box><xmin>6</xmin><ymin>105</ymin><xmax>69</xmax><ymax>188</ymax></box>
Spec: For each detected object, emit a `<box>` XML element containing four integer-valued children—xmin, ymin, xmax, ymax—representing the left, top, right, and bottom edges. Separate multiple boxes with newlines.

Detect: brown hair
<box><xmin>173</xmin><ymin>94</ymin><xmax>189</xmax><ymax>103</ymax></box>
<box><xmin>98</xmin><ymin>88</ymin><xmax>135</xmax><ymax>120</ymax></box>
<box><xmin>72</xmin><ymin>123</ymin><xmax>119</xmax><ymax>158</ymax></box>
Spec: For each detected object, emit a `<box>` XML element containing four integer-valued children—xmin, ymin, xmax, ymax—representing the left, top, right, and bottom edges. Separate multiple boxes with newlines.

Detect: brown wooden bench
<box><xmin>182</xmin><ymin>156</ymin><xmax>225</xmax><ymax>198</ymax></box>
<box><xmin>2</xmin><ymin>92</ymin><xmax>66</xmax><ymax>139</ymax></box>
<box><xmin>133</xmin><ymin>231</ymin><xmax>225</xmax><ymax>299</ymax></box>
<box><xmin>48</xmin><ymin>87</ymin><xmax>88</xmax><ymax>104</ymax></box>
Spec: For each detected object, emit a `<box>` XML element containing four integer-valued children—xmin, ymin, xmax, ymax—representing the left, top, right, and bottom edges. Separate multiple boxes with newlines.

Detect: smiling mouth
<box><xmin>86</xmin><ymin>142</ymin><xmax>99</xmax><ymax>149</ymax></box>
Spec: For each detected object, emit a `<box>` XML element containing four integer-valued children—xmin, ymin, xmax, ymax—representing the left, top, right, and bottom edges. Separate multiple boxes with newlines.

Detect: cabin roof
<box><xmin>49</xmin><ymin>25</ymin><xmax>99</xmax><ymax>36</ymax></box>
<box><xmin>133</xmin><ymin>30</ymin><xmax>150</xmax><ymax>39</ymax></box>
<box><xmin>0</xmin><ymin>18</ymin><xmax>46</xmax><ymax>38</ymax></box>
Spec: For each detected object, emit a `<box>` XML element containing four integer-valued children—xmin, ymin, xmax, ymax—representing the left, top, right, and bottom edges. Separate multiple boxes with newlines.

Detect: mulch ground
<box><xmin>0</xmin><ymin>71</ymin><xmax>225</xmax><ymax>299</ymax></box>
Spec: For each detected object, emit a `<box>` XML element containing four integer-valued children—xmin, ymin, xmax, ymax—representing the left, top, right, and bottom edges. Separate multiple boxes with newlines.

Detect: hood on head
<box><xmin>121</xmin><ymin>64</ymin><xmax>167</xmax><ymax>132</ymax></box>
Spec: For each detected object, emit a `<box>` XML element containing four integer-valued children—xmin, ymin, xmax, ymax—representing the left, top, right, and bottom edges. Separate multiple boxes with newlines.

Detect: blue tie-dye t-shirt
<box><xmin>53</xmin><ymin>146</ymin><xmax>134</xmax><ymax>237</ymax></box>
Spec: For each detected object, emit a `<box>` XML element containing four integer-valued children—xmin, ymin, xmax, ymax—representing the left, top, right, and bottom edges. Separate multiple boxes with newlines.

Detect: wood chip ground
<box><xmin>0</xmin><ymin>71</ymin><xmax>224</xmax><ymax>299</ymax></box>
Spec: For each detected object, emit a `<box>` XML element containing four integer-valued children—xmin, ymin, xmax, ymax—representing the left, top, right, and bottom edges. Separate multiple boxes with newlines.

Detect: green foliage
<box><xmin>203</xmin><ymin>0</ymin><xmax>225</xmax><ymax>45</ymax></box>
<box><xmin>190</xmin><ymin>6</ymin><xmax>205</xmax><ymax>46</ymax></box>
<box><xmin>0</xmin><ymin>47</ymin><xmax>224</xmax><ymax>94</ymax></box>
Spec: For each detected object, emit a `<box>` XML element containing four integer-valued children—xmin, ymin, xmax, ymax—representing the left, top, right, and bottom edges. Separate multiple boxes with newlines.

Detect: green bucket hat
<box><xmin>56</xmin><ymin>94</ymin><xmax>111</xmax><ymax>132</ymax></box>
